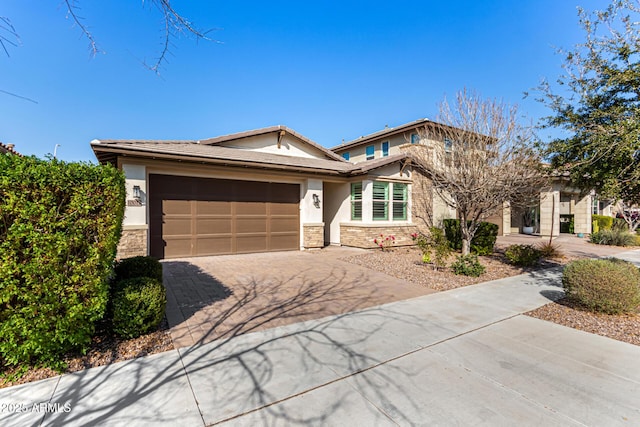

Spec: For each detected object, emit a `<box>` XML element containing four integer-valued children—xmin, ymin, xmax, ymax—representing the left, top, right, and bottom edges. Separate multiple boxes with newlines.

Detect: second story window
<box><xmin>366</xmin><ymin>145</ymin><xmax>375</xmax><ymax>160</ymax></box>
<box><xmin>382</xmin><ymin>141</ymin><xmax>389</xmax><ymax>157</ymax></box>
<box><xmin>410</xmin><ymin>133</ymin><xmax>420</xmax><ymax>144</ymax></box>
<box><xmin>342</xmin><ymin>152</ymin><xmax>350</xmax><ymax>161</ymax></box>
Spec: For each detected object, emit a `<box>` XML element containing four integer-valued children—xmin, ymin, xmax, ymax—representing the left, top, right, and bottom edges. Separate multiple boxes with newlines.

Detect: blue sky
<box><xmin>1</xmin><ymin>0</ymin><xmax>601</xmax><ymax>162</ymax></box>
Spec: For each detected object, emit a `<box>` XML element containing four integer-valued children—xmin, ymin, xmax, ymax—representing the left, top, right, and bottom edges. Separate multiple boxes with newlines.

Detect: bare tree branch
<box><xmin>0</xmin><ymin>16</ymin><xmax>20</xmax><ymax>57</ymax></box>
<box><xmin>63</xmin><ymin>0</ymin><xmax>100</xmax><ymax>56</ymax></box>
<box><xmin>407</xmin><ymin>89</ymin><xmax>549</xmax><ymax>255</ymax></box>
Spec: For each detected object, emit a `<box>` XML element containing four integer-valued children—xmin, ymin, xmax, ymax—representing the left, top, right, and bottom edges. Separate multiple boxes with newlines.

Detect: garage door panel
<box><xmin>163</xmin><ymin>200</ymin><xmax>192</xmax><ymax>215</ymax></box>
<box><xmin>236</xmin><ymin>235</ymin><xmax>268</xmax><ymax>253</ymax></box>
<box><xmin>195</xmin><ymin>237</ymin><xmax>233</xmax><ymax>256</ymax></box>
<box><xmin>270</xmin><ymin>234</ymin><xmax>299</xmax><ymax>251</ymax></box>
<box><xmin>196</xmin><ymin>201</ymin><xmax>232</xmax><ymax>215</ymax></box>
<box><xmin>236</xmin><ymin>202</ymin><xmax>267</xmax><ymax>215</ymax></box>
<box><xmin>236</xmin><ymin>217</ymin><xmax>267</xmax><ymax>233</ymax></box>
<box><xmin>270</xmin><ymin>202</ymin><xmax>299</xmax><ymax>215</ymax></box>
<box><xmin>163</xmin><ymin>238</ymin><xmax>192</xmax><ymax>259</ymax></box>
<box><xmin>150</xmin><ymin>174</ymin><xmax>300</xmax><ymax>259</ymax></box>
<box><xmin>196</xmin><ymin>218</ymin><xmax>233</xmax><ymax>234</ymax></box>
<box><xmin>163</xmin><ymin>218</ymin><xmax>192</xmax><ymax>235</ymax></box>
<box><xmin>270</xmin><ymin>217</ymin><xmax>298</xmax><ymax>233</ymax></box>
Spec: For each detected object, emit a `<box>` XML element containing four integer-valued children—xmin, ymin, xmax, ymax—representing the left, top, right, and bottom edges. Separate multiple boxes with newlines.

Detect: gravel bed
<box><xmin>527</xmin><ymin>299</ymin><xmax>640</xmax><ymax>346</ymax></box>
<box><xmin>343</xmin><ymin>247</ymin><xmax>639</xmax><ymax>346</ymax></box>
<box><xmin>0</xmin><ymin>318</ymin><xmax>174</xmax><ymax>389</ymax></box>
<box><xmin>342</xmin><ymin>246</ymin><xmax>560</xmax><ymax>291</ymax></box>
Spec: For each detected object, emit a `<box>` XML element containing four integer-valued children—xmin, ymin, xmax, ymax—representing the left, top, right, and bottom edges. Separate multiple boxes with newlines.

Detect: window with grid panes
<box><xmin>372</xmin><ymin>182</ymin><xmax>389</xmax><ymax>220</ymax></box>
<box><xmin>351</xmin><ymin>182</ymin><xmax>362</xmax><ymax>220</ymax></box>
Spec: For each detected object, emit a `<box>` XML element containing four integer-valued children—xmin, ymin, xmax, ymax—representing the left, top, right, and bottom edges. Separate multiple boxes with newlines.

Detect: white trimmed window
<box><xmin>366</xmin><ymin>145</ymin><xmax>375</xmax><ymax>160</ymax></box>
<box><xmin>382</xmin><ymin>141</ymin><xmax>389</xmax><ymax>157</ymax></box>
<box><xmin>392</xmin><ymin>183</ymin><xmax>408</xmax><ymax>220</ymax></box>
<box><xmin>372</xmin><ymin>182</ymin><xmax>389</xmax><ymax>221</ymax></box>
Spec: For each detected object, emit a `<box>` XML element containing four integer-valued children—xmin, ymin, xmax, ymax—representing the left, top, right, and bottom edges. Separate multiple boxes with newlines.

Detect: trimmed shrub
<box><xmin>0</xmin><ymin>155</ymin><xmax>125</xmax><ymax>368</ymax></box>
<box><xmin>443</xmin><ymin>219</ymin><xmax>498</xmax><ymax>255</ymax></box>
<box><xmin>562</xmin><ymin>258</ymin><xmax>640</xmax><ymax>314</ymax></box>
<box><xmin>451</xmin><ymin>254</ymin><xmax>485</xmax><ymax>277</ymax></box>
<box><xmin>112</xmin><ymin>277</ymin><xmax>167</xmax><ymax>339</ymax></box>
<box><xmin>114</xmin><ymin>256</ymin><xmax>163</xmax><ymax>283</ymax></box>
<box><xmin>504</xmin><ymin>244</ymin><xmax>542</xmax><ymax>267</ymax></box>
<box><xmin>592</xmin><ymin>214</ymin><xmax>613</xmax><ymax>231</ymax></box>
<box><xmin>590</xmin><ymin>229</ymin><xmax>636</xmax><ymax>246</ymax></box>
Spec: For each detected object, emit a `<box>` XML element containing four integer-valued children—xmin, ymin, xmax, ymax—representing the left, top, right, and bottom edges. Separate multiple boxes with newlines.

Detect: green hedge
<box><xmin>592</xmin><ymin>214</ymin><xmax>613</xmax><ymax>231</ymax></box>
<box><xmin>114</xmin><ymin>256</ymin><xmax>163</xmax><ymax>283</ymax></box>
<box><xmin>443</xmin><ymin>219</ymin><xmax>498</xmax><ymax>255</ymax></box>
<box><xmin>0</xmin><ymin>155</ymin><xmax>125</xmax><ymax>368</ymax></box>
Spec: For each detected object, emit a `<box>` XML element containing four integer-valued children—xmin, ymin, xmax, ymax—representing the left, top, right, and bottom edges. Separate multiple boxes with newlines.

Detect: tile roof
<box><xmin>0</xmin><ymin>142</ymin><xmax>21</xmax><ymax>156</ymax></box>
<box><xmin>91</xmin><ymin>139</ymin><xmax>407</xmax><ymax>177</ymax></box>
<box><xmin>331</xmin><ymin>118</ymin><xmax>434</xmax><ymax>151</ymax></box>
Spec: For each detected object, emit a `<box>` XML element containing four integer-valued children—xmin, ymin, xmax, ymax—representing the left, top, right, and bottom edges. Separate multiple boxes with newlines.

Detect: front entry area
<box><xmin>149</xmin><ymin>174</ymin><xmax>300</xmax><ymax>258</ymax></box>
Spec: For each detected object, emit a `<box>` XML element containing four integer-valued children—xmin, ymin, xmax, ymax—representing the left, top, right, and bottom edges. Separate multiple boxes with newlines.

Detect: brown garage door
<box><xmin>149</xmin><ymin>174</ymin><xmax>300</xmax><ymax>259</ymax></box>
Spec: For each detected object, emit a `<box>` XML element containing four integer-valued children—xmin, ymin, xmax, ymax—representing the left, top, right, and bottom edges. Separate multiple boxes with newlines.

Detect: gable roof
<box><xmin>199</xmin><ymin>125</ymin><xmax>346</xmax><ymax>162</ymax></box>
<box><xmin>91</xmin><ymin>138</ymin><xmax>408</xmax><ymax>177</ymax></box>
<box><xmin>331</xmin><ymin>118</ymin><xmax>435</xmax><ymax>152</ymax></box>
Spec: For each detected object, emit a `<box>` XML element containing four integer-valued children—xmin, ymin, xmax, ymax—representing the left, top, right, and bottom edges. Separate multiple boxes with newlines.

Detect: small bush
<box><xmin>504</xmin><ymin>244</ymin><xmax>542</xmax><ymax>267</ymax></box>
<box><xmin>451</xmin><ymin>254</ymin><xmax>486</xmax><ymax>277</ymax></box>
<box><xmin>590</xmin><ymin>229</ymin><xmax>636</xmax><ymax>246</ymax></box>
<box><xmin>537</xmin><ymin>241</ymin><xmax>563</xmax><ymax>259</ymax></box>
<box><xmin>443</xmin><ymin>219</ymin><xmax>498</xmax><ymax>254</ymax></box>
<box><xmin>112</xmin><ymin>277</ymin><xmax>167</xmax><ymax>339</ymax></box>
<box><xmin>562</xmin><ymin>258</ymin><xmax>640</xmax><ymax>314</ymax></box>
<box><xmin>373</xmin><ymin>234</ymin><xmax>395</xmax><ymax>251</ymax></box>
<box><xmin>592</xmin><ymin>214</ymin><xmax>613</xmax><ymax>231</ymax></box>
<box><xmin>114</xmin><ymin>256</ymin><xmax>163</xmax><ymax>283</ymax></box>
<box><xmin>411</xmin><ymin>228</ymin><xmax>451</xmax><ymax>269</ymax></box>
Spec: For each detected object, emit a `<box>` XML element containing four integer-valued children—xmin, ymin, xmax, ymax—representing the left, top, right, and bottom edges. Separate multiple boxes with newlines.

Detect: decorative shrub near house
<box><xmin>114</xmin><ymin>256</ymin><xmax>163</xmax><ymax>282</ymax></box>
<box><xmin>590</xmin><ymin>229</ymin><xmax>636</xmax><ymax>246</ymax></box>
<box><xmin>451</xmin><ymin>254</ymin><xmax>486</xmax><ymax>277</ymax></box>
<box><xmin>562</xmin><ymin>258</ymin><xmax>640</xmax><ymax>314</ymax></box>
<box><xmin>592</xmin><ymin>214</ymin><xmax>613</xmax><ymax>231</ymax></box>
<box><xmin>443</xmin><ymin>219</ymin><xmax>498</xmax><ymax>255</ymax></box>
<box><xmin>111</xmin><ymin>276</ymin><xmax>167</xmax><ymax>339</ymax></box>
<box><xmin>0</xmin><ymin>155</ymin><xmax>125</xmax><ymax>368</ymax></box>
<box><xmin>504</xmin><ymin>244</ymin><xmax>542</xmax><ymax>267</ymax></box>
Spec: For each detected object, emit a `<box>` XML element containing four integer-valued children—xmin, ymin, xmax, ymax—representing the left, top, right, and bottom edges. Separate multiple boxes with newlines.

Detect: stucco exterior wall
<box><xmin>216</xmin><ymin>133</ymin><xmax>329</xmax><ymax>159</ymax></box>
<box><xmin>323</xmin><ymin>181</ymin><xmax>350</xmax><ymax>245</ymax></box>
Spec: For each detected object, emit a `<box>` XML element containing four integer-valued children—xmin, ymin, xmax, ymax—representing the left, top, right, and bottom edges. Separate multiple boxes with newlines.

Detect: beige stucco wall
<box><xmin>323</xmin><ymin>181</ymin><xmax>350</xmax><ymax>245</ymax></box>
<box><xmin>216</xmin><ymin>133</ymin><xmax>330</xmax><ymax>159</ymax></box>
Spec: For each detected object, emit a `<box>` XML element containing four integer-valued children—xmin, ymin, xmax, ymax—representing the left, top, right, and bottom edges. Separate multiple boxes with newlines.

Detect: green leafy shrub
<box><xmin>562</xmin><ymin>258</ymin><xmax>640</xmax><ymax>314</ymax></box>
<box><xmin>451</xmin><ymin>254</ymin><xmax>486</xmax><ymax>277</ymax></box>
<box><xmin>112</xmin><ymin>277</ymin><xmax>167</xmax><ymax>339</ymax></box>
<box><xmin>0</xmin><ymin>156</ymin><xmax>125</xmax><ymax>368</ymax></box>
<box><xmin>443</xmin><ymin>219</ymin><xmax>498</xmax><ymax>255</ymax></box>
<box><xmin>411</xmin><ymin>227</ymin><xmax>451</xmax><ymax>269</ymax></box>
<box><xmin>114</xmin><ymin>256</ymin><xmax>163</xmax><ymax>282</ymax></box>
<box><xmin>592</xmin><ymin>214</ymin><xmax>613</xmax><ymax>231</ymax></box>
<box><xmin>591</xmin><ymin>220</ymin><xmax>599</xmax><ymax>234</ymax></box>
<box><xmin>590</xmin><ymin>229</ymin><xmax>636</xmax><ymax>246</ymax></box>
<box><xmin>504</xmin><ymin>244</ymin><xmax>542</xmax><ymax>267</ymax></box>
<box><xmin>537</xmin><ymin>241</ymin><xmax>563</xmax><ymax>259</ymax></box>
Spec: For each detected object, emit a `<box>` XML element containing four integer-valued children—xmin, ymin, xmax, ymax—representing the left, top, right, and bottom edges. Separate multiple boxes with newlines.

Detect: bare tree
<box><xmin>407</xmin><ymin>90</ymin><xmax>548</xmax><ymax>255</ymax></box>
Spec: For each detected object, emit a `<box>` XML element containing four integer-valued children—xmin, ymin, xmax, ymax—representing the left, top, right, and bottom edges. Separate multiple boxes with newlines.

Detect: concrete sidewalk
<box><xmin>2</xmin><ymin>250</ymin><xmax>639</xmax><ymax>426</ymax></box>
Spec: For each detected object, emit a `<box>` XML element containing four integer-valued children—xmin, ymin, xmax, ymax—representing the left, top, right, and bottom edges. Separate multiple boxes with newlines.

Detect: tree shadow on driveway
<box><xmin>33</xmin><ymin>267</ymin><xmax>433</xmax><ymax>426</ymax></box>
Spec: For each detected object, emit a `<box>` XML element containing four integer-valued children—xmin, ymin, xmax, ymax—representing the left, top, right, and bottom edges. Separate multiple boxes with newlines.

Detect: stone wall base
<box><xmin>340</xmin><ymin>224</ymin><xmax>418</xmax><ymax>249</ymax></box>
<box><xmin>303</xmin><ymin>223</ymin><xmax>325</xmax><ymax>248</ymax></box>
<box><xmin>117</xmin><ymin>228</ymin><xmax>148</xmax><ymax>259</ymax></box>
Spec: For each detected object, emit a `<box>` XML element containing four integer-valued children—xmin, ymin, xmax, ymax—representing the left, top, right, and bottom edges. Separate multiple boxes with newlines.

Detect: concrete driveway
<box><xmin>162</xmin><ymin>246</ymin><xmax>437</xmax><ymax>348</ymax></box>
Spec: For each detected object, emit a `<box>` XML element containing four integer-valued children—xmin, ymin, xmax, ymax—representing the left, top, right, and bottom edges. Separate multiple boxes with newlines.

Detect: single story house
<box><xmin>92</xmin><ymin>120</ymin><xmax>606</xmax><ymax>259</ymax></box>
